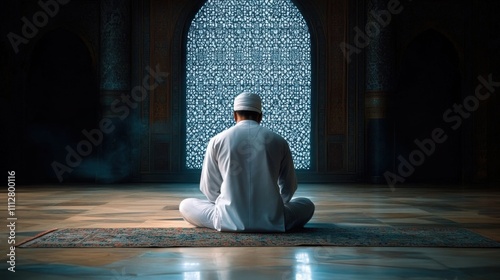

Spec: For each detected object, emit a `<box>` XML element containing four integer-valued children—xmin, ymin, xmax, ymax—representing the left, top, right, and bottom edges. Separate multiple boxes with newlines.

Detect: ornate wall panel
<box><xmin>150</xmin><ymin>0</ymin><xmax>172</xmax><ymax>134</ymax></box>
<box><xmin>325</xmin><ymin>0</ymin><xmax>347</xmax><ymax>137</ymax></box>
<box><xmin>327</xmin><ymin>142</ymin><xmax>344</xmax><ymax>171</ymax></box>
<box><xmin>311</xmin><ymin>0</ymin><xmax>351</xmax><ymax>174</ymax></box>
<box><xmin>149</xmin><ymin>0</ymin><xmax>178</xmax><ymax>173</ymax></box>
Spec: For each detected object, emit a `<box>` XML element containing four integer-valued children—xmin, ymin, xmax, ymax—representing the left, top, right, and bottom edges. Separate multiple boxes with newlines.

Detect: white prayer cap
<box><xmin>233</xmin><ymin>92</ymin><xmax>262</xmax><ymax>113</ymax></box>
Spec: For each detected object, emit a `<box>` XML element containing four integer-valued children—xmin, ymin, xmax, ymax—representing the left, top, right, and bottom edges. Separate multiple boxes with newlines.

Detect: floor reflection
<box><xmin>294</xmin><ymin>252</ymin><xmax>312</xmax><ymax>280</ymax></box>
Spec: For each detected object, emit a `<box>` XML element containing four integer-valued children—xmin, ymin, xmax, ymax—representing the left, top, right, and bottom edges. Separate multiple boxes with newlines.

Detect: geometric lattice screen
<box><xmin>185</xmin><ymin>0</ymin><xmax>311</xmax><ymax>169</ymax></box>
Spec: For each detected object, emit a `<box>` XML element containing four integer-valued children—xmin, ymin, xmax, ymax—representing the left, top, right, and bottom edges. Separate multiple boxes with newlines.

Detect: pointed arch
<box><xmin>184</xmin><ymin>0</ymin><xmax>312</xmax><ymax>169</ymax></box>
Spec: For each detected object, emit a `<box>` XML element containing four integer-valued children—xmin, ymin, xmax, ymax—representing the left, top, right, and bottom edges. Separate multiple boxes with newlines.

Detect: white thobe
<box><xmin>200</xmin><ymin>120</ymin><xmax>297</xmax><ymax>232</ymax></box>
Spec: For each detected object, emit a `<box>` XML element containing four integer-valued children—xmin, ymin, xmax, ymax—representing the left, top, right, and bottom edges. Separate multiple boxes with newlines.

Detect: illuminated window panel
<box><xmin>186</xmin><ymin>0</ymin><xmax>311</xmax><ymax>169</ymax></box>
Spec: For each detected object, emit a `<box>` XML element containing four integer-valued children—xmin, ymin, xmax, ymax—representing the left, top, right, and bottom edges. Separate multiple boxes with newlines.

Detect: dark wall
<box><xmin>392</xmin><ymin>30</ymin><xmax>461</xmax><ymax>183</ymax></box>
<box><xmin>391</xmin><ymin>0</ymin><xmax>500</xmax><ymax>184</ymax></box>
<box><xmin>1</xmin><ymin>0</ymin><xmax>100</xmax><ymax>184</ymax></box>
<box><xmin>24</xmin><ymin>28</ymin><xmax>99</xmax><ymax>182</ymax></box>
<box><xmin>1</xmin><ymin>0</ymin><xmax>498</xmax><ymax>185</ymax></box>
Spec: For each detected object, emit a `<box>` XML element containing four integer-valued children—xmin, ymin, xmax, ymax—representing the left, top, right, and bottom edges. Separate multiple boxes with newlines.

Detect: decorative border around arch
<box><xmin>145</xmin><ymin>0</ymin><xmax>360</xmax><ymax>182</ymax></box>
<box><xmin>171</xmin><ymin>0</ymin><xmax>327</xmax><ymax>173</ymax></box>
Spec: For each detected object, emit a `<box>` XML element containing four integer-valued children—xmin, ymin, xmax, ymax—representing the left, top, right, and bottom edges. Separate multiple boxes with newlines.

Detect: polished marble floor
<box><xmin>1</xmin><ymin>183</ymin><xmax>500</xmax><ymax>279</ymax></box>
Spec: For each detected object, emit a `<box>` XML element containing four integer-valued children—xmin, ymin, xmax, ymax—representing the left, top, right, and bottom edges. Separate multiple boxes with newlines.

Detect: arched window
<box><xmin>185</xmin><ymin>0</ymin><xmax>311</xmax><ymax>169</ymax></box>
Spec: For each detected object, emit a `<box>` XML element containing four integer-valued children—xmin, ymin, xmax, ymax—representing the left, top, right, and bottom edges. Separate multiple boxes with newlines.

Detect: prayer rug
<box><xmin>18</xmin><ymin>224</ymin><xmax>500</xmax><ymax>248</ymax></box>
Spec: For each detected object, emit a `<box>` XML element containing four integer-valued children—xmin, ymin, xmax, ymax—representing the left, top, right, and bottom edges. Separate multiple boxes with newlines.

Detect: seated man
<box><xmin>179</xmin><ymin>92</ymin><xmax>315</xmax><ymax>232</ymax></box>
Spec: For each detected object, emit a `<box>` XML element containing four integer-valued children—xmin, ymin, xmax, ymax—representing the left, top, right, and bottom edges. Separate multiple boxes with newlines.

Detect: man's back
<box><xmin>179</xmin><ymin>92</ymin><xmax>313</xmax><ymax>232</ymax></box>
<box><xmin>200</xmin><ymin>120</ymin><xmax>297</xmax><ymax>232</ymax></box>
